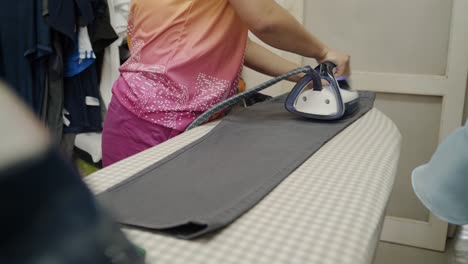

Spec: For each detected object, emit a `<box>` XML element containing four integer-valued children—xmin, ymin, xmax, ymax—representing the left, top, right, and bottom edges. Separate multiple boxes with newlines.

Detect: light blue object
<box><xmin>412</xmin><ymin>120</ymin><xmax>468</xmax><ymax>225</ymax></box>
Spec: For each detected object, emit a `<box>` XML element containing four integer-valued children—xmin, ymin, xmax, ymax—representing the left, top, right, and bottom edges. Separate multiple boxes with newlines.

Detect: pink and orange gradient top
<box><xmin>113</xmin><ymin>0</ymin><xmax>248</xmax><ymax>131</ymax></box>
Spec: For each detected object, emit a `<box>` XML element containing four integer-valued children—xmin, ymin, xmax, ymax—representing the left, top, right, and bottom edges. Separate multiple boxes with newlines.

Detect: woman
<box><xmin>102</xmin><ymin>0</ymin><xmax>351</xmax><ymax>166</ymax></box>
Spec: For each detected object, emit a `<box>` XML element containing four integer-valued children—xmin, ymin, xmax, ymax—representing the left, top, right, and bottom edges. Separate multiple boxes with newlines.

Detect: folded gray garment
<box><xmin>98</xmin><ymin>91</ymin><xmax>376</xmax><ymax>239</ymax></box>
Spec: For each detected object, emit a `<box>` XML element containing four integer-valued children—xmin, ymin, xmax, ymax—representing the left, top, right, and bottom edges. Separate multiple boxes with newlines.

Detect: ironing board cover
<box><xmin>86</xmin><ymin>106</ymin><xmax>401</xmax><ymax>264</ymax></box>
<box><xmin>97</xmin><ymin>92</ymin><xmax>375</xmax><ymax>239</ymax></box>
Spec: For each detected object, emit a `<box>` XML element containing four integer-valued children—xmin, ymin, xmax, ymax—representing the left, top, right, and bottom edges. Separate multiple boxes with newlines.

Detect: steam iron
<box><xmin>185</xmin><ymin>63</ymin><xmax>360</xmax><ymax>131</ymax></box>
<box><xmin>285</xmin><ymin>62</ymin><xmax>359</xmax><ymax>120</ymax></box>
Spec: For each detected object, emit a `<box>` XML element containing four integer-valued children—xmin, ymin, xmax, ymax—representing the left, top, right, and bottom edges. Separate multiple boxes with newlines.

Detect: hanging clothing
<box><xmin>88</xmin><ymin>0</ymin><xmax>119</xmax><ymax>55</ymax></box>
<box><xmin>45</xmin><ymin>32</ymin><xmax>65</xmax><ymax>142</ymax></box>
<box><xmin>98</xmin><ymin>0</ymin><xmax>126</xmax><ymax>108</ymax></box>
<box><xmin>44</xmin><ymin>0</ymin><xmax>96</xmax><ymax>141</ymax></box>
<box><xmin>71</xmin><ymin>0</ymin><xmax>125</xmax><ymax>165</ymax></box>
<box><xmin>0</xmin><ymin>0</ymin><xmax>52</xmax><ymax>115</ymax></box>
<box><xmin>112</xmin><ymin>0</ymin><xmax>130</xmax><ymax>37</ymax></box>
<box><xmin>63</xmin><ymin>63</ymin><xmax>103</xmax><ymax>134</ymax></box>
<box><xmin>112</xmin><ymin>0</ymin><xmax>249</xmax><ymax>131</ymax></box>
<box><xmin>88</xmin><ymin>0</ymin><xmax>118</xmax><ymax>98</ymax></box>
<box><xmin>78</xmin><ymin>27</ymin><xmax>97</xmax><ymax>60</ymax></box>
<box><xmin>64</xmin><ymin>27</ymin><xmax>97</xmax><ymax>78</ymax></box>
<box><xmin>60</xmin><ymin>0</ymin><xmax>117</xmax><ymax>134</ymax></box>
<box><xmin>43</xmin><ymin>0</ymin><xmax>97</xmax><ymax>46</ymax></box>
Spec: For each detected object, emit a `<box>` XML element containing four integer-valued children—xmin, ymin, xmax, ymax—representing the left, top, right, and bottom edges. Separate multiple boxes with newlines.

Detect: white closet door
<box><xmin>303</xmin><ymin>0</ymin><xmax>468</xmax><ymax>251</ymax></box>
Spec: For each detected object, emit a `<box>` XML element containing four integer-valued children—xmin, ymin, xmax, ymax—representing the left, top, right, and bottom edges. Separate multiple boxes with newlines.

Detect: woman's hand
<box><xmin>318</xmin><ymin>48</ymin><xmax>351</xmax><ymax>78</ymax></box>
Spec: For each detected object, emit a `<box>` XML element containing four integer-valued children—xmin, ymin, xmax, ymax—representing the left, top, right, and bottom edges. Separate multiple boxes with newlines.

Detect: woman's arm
<box><xmin>244</xmin><ymin>39</ymin><xmax>330</xmax><ymax>86</ymax></box>
<box><xmin>244</xmin><ymin>38</ymin><xmax>304</xmax><ymax>82</ymax></box>
<box><xmin>229</xmin><ymin>0</ymin><xmax>350</xmax><ymax>77</ymax></box>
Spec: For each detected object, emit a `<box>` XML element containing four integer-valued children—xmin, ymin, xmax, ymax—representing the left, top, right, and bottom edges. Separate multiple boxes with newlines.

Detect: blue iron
<box><xmin>285</xmin><ymin>62</ymin><xmax>359</xmax><ymax>120</ymax></box>
<box><xmin>185</xmin><ymin>62</ymin><xmax>359</xmax><ymax>131</ymax></box>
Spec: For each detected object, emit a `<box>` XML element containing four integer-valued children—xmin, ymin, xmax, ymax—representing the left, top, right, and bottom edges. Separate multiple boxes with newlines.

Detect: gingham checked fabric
<box><xmin>85</xmin><ymin>108</ymin><xmax>401</xmax><ymax>264</ymax></box>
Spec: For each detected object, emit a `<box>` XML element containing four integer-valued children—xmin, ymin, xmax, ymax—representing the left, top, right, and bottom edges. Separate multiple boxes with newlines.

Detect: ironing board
<box><xmin>85</xmin><ymin>108</ymin><xmax>401</xmax><ymax>264</ymax></box>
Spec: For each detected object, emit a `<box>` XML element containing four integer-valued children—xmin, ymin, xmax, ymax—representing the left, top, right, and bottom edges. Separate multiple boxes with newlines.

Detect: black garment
<box><xmin>89</xmin><ymin>0</ymin><xmax>119</xmax><ymax>83</ymax></box>
<box><xmin>88</xmin><ymin>0</ymin><xmax>119</xmax><ymax>54</ymax></box>
<box><xmin>41</xmin><ymin>72</ymin><xmax>49</xmax><ymax>121</ymax></box>
<box><xmin>63</xmin><ymin>63</ymin><xmax>102</xmax><ymax>133</ymax></box>
<box><xmin>45</xmin><ymin>0</ymin><xmax>95</xmax><ymax>53</ymax></box>
<box><xmin>44</xmin><ymin>0</ymin><xmax>76</xmax><ymax>51</ymax></box>
<box><xmin>45</xmin><ymin>32</ymin><xmax>65</xmax><ymax>142</ymax></box>
<box><xmin>0</xmin><ymin>148</ymin><xmax>145</xmax><ymax>264</ymax></box>
<box><xmin>0</xmin><ymin>0</ymin><xmax>52</xmax><ymax>115</ymax></box>
<box><xmin>97</xmin><ymin>92</ymin><xmax>376</xmax><ymax>239</ymax></box>
<box><xmin>75</xmin><ymin>0</ymin><xmax>94</xmax><ymax>27</ymax></box>
<box><xmin>60</xmin><ymin>133</ymin><xmax>77</xmax><ymax>159</ymax></box>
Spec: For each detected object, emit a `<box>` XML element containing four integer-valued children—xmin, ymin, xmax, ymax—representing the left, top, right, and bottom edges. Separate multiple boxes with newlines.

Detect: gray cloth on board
<box><xmin>98</xmin><ymin>91</ymin><xmax>376</xmax><ymax>239</ymax></box>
